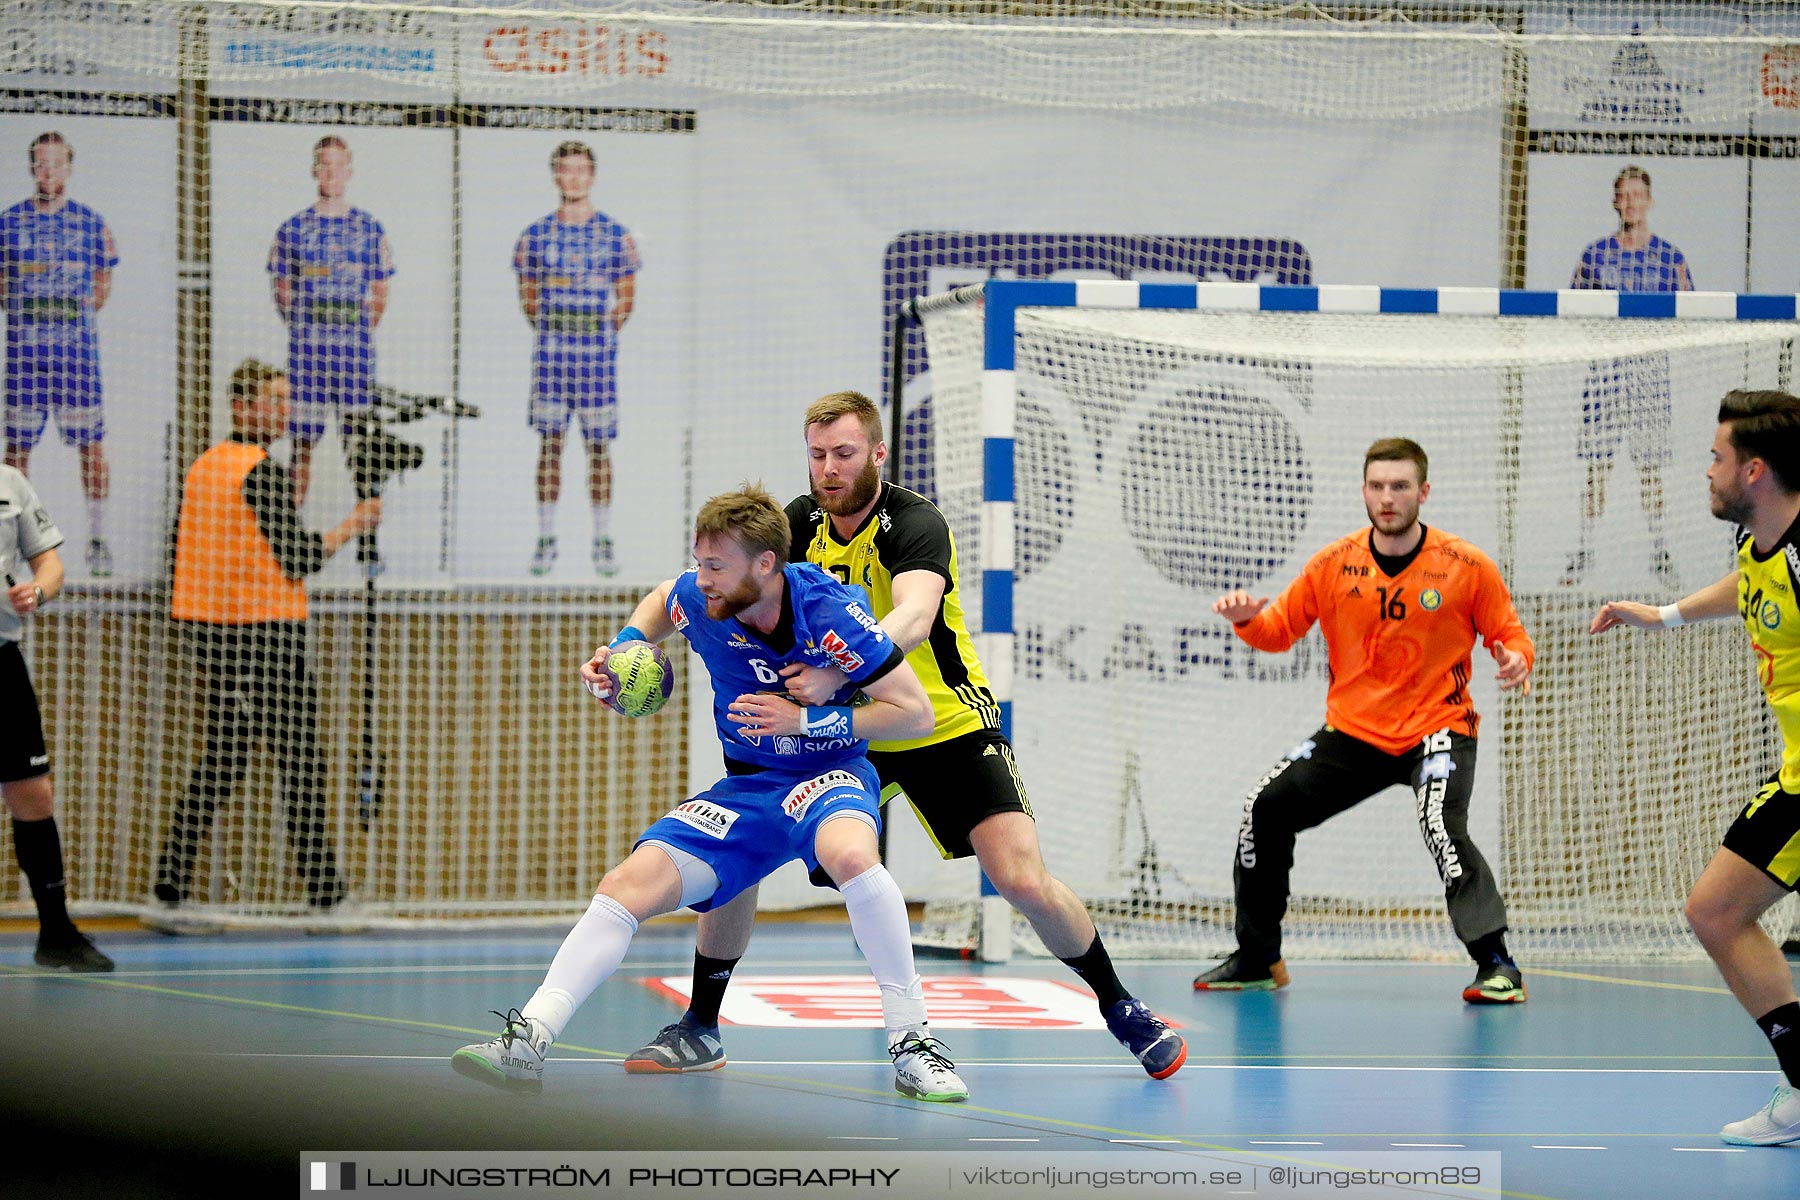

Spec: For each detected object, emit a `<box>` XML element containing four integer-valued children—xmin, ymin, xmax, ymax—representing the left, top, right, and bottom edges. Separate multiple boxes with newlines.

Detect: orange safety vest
<box><xmin>171</xmin><ymin>441</ymin><xmax>308</xmax><ymax>624</ymax></box>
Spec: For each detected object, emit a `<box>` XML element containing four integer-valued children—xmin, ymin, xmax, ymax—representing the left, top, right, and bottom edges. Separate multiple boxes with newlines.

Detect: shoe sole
<box><xmin>1721</xmin><ymin>1129</ymin><xmax>1800</xmax><ymax>1146</ymax></box>
<box><xmin>32</xmin><ymin>957</ymin><xmax>115</xmax><ymax>972</ymax></box>
<box><xmin>451</xmin><ymin>1050</ymin><xmax>544</xmax><ymax>1095</ymax></box>
<box><xmin>622</xmin><ymin>1055</ymin><xmax>727</xmax><ymax>1075</ymax></box>
<box><xmin>1194</xmin><ymin>959</ymin><xmax>1290</xmax><ymax>991</ymax></box>
<box><xmin>894</xmin><ymin>1081</ymin><xmax>968</xmax><ymax>1103</ymax></box>
<box><xmin>1462</xmin><ymin>986</ymin><xmax>1527</xmax><ymax>1004</ymax></box>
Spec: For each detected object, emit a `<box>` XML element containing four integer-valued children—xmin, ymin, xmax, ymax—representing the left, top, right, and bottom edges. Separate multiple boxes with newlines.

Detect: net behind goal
<box><xmin>916</xmin><ymin>280</ymin><xmax>1800</xmax><ymax>961</ymax></box>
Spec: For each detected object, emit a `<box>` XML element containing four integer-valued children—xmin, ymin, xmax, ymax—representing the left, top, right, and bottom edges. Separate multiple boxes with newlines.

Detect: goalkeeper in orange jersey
<box><xmin>1193</xmin><ymin>438</ymin><xmax>1536</xmax><ymax>1004</ymax></box>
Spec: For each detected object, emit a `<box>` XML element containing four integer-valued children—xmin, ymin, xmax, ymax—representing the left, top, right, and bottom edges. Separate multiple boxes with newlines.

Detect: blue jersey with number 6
<box><xmin>666</xmin><ymin>563</ymin><xmax>902</xmax><ymax>770</ymax></box>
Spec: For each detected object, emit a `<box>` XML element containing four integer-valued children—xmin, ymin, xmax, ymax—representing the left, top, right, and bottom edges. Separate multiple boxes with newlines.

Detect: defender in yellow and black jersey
<box><xmin>1590</xmin><ymin>388</ymin><xmax>1800</xmax><ymax>1145</ymax></box>
<box><xmin>786</xmin><ymin>484</ymin><xmax>998</xmax><ymax>753</ymax></box>
<box><xmin>1735</xmin><ymin>522</ymin><xmax>1800</xmax><ymax>794</ymax></box>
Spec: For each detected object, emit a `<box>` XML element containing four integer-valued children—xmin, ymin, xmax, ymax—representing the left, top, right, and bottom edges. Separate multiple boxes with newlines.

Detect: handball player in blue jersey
<box><xmin>1563</xmin><ymin>165</ymin><xmax>1692</xmax><ymax>589</ymax></box>
<box><xmin>514</xmin><ymin>141</ymin><xmax>638</xmax><ymax>578</ymax></box>
<box><xmin>266</xmin><ymin>135</ymin><xmax>394</xmax><ymax>506</ymax></box>
<box><xmin>1</xmin><ymin>133</ymin><xmax>119</xmax><ymax>577</ymax></box>
<box><xmin>452</xmin><ymin>484</ymin><xmax>968</xmax><ymax>1103</ymax></box>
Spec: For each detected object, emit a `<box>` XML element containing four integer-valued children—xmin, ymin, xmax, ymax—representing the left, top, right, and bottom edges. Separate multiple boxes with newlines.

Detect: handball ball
<box><xmin>592</xmin><ymin>641</ymin><xmax>674</xmax><ymax>717</ymax></box>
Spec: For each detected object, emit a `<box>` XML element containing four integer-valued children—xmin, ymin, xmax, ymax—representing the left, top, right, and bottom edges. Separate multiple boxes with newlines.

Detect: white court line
<box><xmin>1391</xmin><ymin>1143</ymin><xmax>1464</xmax><ymax>1148</ymax></box>
<box><xmin>970</xmin><ymin>1138</ymin><xmax>1041</xmax><ymax>1143</ymax></box>
<box><xmin>0</xmin><ymin>959</ymin><xmax>884</xmax><ymax>980</ymax></box>
<box><xmin>1250</xmin><ymin>1140</ymin><xmax>1325</xmax><ymax>1146</ymax></box>
<box><xmin>1532</xmin><ymin>1145</ymin><xmax>1607</xmax><ymax>1151</ymax></box>
<box><xmin>829</xmin><ymin>1137</ymin><xmax>898</xmax><ymax>1141</ymax></box>
<box><xmin>1110</xmin><ymin>1139</ymin><xmax>1182</xmax><ymax>1144</ymax></box>
<box><xmin>1671</xmin><ymin>1147</ymin><xmax>1745</xmax><ymax>1153</ymax></box>
<box><xmin>198</xmin><ymin>1052</ymin><xmax>1786</xmax><ymax>1078</ymax></box>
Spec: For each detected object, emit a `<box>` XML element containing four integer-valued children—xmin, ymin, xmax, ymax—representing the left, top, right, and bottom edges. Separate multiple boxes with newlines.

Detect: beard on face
<box><xmin>705</xmin><ymin>574</ymin><xmax>763</xmax><ymax>620</ymax></box>
<box><xmin>1711</xmin><ymin>483</ymin><xmax>1752</xmax><ymax>527</ymax></box>
<box><xmin>814</xmin><ymin>455</ymin><xmax>881</xmax><ymax>517</ymax></box>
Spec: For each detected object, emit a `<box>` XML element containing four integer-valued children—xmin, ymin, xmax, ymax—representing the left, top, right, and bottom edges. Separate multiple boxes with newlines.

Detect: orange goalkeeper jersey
<box><xmin>1232</xmin><ymin>525</ymin><xmax>1534</xmax><ymax>755</ymax></box>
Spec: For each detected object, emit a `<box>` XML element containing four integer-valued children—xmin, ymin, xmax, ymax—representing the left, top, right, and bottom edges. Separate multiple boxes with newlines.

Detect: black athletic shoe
<box><xmin>1463</xmin><ymin>962</ymin><xmax>1526</xmax><ymax>1004</ymax></box>
<box><xmin>1193</xmin><ymin>951</ymin><xmax>1289</xmax><ymax>991</ymax></box>
<box><xmin>35</xmin><ymin>930</ymin><xmax>114</xmax><ymax>972</ymax></box>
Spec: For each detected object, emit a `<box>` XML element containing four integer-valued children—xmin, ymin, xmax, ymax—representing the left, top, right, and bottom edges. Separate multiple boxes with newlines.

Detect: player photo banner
<box><xmin>0</xmin><ymin>94</ymin><xmax>177</xmax><ymax>586</ymax></box>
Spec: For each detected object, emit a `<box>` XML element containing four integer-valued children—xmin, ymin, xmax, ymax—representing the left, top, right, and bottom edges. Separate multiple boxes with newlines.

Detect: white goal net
<box><xmin>920</xmin><ymin>286</ymin><xmax>1800</xmax><ymax>960</ymax></box>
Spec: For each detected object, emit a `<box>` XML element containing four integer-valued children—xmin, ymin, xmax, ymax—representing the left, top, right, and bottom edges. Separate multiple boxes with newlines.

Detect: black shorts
<box><xmin>0</xmin><ymin>640</ymin><xmax>50</xmax><ymax>783</ymax></box>
<box><xmin>1722</xmin><ymin>772</ymin><xmax>1800</xmax><ymax>891</ymax></box>
<box><xmin>868</xmin><ymin>728</ymin><xmax>1032</xmax><ymax>860</ymax></box>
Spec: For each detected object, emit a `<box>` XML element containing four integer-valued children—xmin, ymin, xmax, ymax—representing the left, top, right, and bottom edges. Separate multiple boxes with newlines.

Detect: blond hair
<box><xmin>803</xmin><ymin>390</ymin><xmax>883</xmax><ymax>445</ymax></box>
<box><xmin>694</xmin><ymin>483</ymin><xmax>790</xmax><ymax>564</ymax></box>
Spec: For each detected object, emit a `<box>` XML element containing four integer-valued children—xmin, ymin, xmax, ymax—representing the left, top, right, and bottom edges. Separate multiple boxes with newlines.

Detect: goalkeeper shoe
<box><xmin>623</xmin><ymin>1015</ymin><xmax>727</xmax><ymax>1074</ymax></box>
<box><xmin>1193</xmin><ymin>951</ymin><xmax>1289</xmax><ymax>992</ymax></box>
<box><xmin>890</xmin><ymin>1032</ymin><xmax>968</xmax><ymax>1103</ymax></box>
<box><xmin>452</xmin><ymin>1009</ymin><xmax>549</xmax><ymax>1095</ymax></box>
<box><xmin>528</xmin><ymin>536</ymin><xmax>558</xmax><ymax>576</ymax></box>
<box><xmin>1104</xmin><ymin>997</ymin><xmax>1186</xmax><ymax>1079</ymax></box>
<box><xmin>1721</xmin><ymin>1084</ymin><xmax>1800</xmax><ymax>1146</ymax></box>
<box><xmin>1462</xmin><ymin>962</ymin><xmax>1527</xmax><ymax>1004</ymax></box>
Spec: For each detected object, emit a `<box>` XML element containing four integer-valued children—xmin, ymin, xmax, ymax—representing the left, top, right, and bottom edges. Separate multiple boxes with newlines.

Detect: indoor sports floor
<box><xmin>3</xmin><ymin>918</ymin><xmax>1798</xmax><ymax>1199</ymax></box>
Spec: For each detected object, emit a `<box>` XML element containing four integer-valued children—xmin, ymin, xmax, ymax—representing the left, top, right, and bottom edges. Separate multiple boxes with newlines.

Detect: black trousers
<box><xmin>1232</xmin><ymin>725</ymin><xmax>1507</xmax><ymax>958</ymax></box>
<box><xmin>157</xmin><ymin>622</ymin><xmax>342</xmax><ymax>904</ymax></box>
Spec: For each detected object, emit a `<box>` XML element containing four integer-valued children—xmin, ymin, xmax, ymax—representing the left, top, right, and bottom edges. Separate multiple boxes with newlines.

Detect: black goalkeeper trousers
<box><xmin>1230</xmin><ymin>725</ymin><xmax>1507</xmax><ymax>959</ymax></box>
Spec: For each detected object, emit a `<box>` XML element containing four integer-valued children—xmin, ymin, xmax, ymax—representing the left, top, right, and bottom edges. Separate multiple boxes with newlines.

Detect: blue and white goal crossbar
<box><xmin>913</xmin><ymin>278</ymin><xmax>1800</xmax><ymax>743</ymax></box>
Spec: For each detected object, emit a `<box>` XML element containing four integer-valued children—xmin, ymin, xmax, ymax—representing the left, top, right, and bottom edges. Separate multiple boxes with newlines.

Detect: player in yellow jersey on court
<box><xmin>624</xmin><ymin>391</ymin><xmax>1185</xmax><ymax>1080</ymax></box>
<box><xmin>1591</xmin><ymin>388</ymin><xmax>1800</xmax><ymax>1146</ymax></box>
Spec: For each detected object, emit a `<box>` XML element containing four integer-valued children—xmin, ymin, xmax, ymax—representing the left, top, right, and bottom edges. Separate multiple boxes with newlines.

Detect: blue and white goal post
<box><xmin>904</xmin><ymin>279</ymin><xmax>1799</xmax><ymax>964</ymax></box>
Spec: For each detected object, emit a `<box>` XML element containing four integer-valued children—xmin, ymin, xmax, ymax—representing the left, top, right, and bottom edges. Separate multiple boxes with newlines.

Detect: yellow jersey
<box><xmin>787</xmin><ymin>484</ymin><xmax>998</xmax><ymax>751</ymax></box>
<box><xmin>1738</xmin><ymin>523</ymin><xmax>1800</xmax><ymax>790</ymax></box>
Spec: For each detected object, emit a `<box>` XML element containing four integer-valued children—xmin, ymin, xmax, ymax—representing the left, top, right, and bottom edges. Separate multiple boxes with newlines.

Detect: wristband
<box><xmin>32</xmin><ymin>584</ymin><xmax>44</xmax><ymax>609</ymax></box>
<box><xmin>1658</xmin><ymin>603</ymin><xmax>1685</xmax><ymax>628</ymax></box>
<box><xmin>803</xmin><ymin>706</ymin><xmax>854</xmax><ymax>738</ymax></box>
<box><xmin>609</xmin><ymin>626</ymin><xmax>647</xmax><ymax>648</ymax></box>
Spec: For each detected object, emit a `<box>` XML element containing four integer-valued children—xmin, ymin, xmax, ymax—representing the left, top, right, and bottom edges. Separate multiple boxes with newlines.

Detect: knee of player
<box><xmin>987</xmin><ymin>858</ymin><xmax>1054</xmax><ymax>910</ymax></box>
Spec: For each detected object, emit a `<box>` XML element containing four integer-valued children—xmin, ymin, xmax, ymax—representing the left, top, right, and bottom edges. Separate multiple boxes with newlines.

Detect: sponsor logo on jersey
<box><xmin>728</xmin><ymin>632</ymin><xmax>752</xmax><ymax>650</ymax></box>
<box><xmin>1420</xmin><ymin>588</ymin><xmax>1443</xmax><ymax>611</ymax></box>
<box><xmin>774</xmin><ymin>735</ymin><xmax>801</xmax><ymax>756</ymax></box>
<box><xmin>1763</xmin><ymin>599</ymin><xmax>1782</xmax><ymax>629</ymax></box>
<box><xmin>669</xmin><ymin>597</ymin><xmax>688</xmax><ymax>629</ymax></box>
<box><xmin>844</xmin><ymin>602</ymin><xmax>884</xmax><ymax>638</ymax></box>
<box><xmin>820</xmin><ymin>629</ymin><xmax>865</xmax><ymax>673</ymax></box>
<box><xmin>1420</xmin><ymin>751</ymin><xmax>1456</xmax><ymax>781</ymax></box>
<box><xmin>670</xmin><ymin>799</ymin><xmax>738</xmax><ymax>839</ymax></box>
<box><xmin>782</xmin><ymin>770</ymin><xmax>861</xmax><ymax>820</ymax></box>
<box><xmin>1341</xmin><ymin>564</ymin><xmax>1371</xmax><ymax>577</ymax></box>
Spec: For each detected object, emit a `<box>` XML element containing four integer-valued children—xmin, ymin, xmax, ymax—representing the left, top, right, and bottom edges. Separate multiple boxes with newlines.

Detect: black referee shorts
<box><xmin>0</xmin><ymin>640</ymin><xmax>51</xmax><ymax>784</ymax></box>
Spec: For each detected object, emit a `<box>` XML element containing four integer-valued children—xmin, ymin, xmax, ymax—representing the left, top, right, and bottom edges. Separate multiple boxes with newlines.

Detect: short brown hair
<box><xmin>1719</xmin><ymin>389</ymin><xmax>1800</xmax><ymax>494</ymax></box>
<box><xmin>229</xmin><ymin>358</ymin><xmax>286</xmax><ymax>408</ymax></box>
<box><xmin>1614</xmin><ymin>165</ymin><xmax>1651</xmax><ymax>192</ymax></box>
<box><xmin>1364</xmin><ymin>437</ymin><xmax>1428</xmax><ymax>482</ymax></box>
<box><xmin>803</xmin><ymin>390</ymin><xmax>883</xmax><ymax>446</ymax></box>
<box><xmin>313</xmin><ymin>135</ymin><xmax>350</xmax><ymax>162</ymax></box>
<box><xmin>694</xmin><ymin>483</ymin><xmax>790</xmax><ymax>565</ymax></box>
<box><xmin>550</xmin><ymin>140</ymin><xmax>594</xmax><ymax>169</ymax></box>
<box><xmin>28</xmin><ymin>131</ymin><xmax>69</xmax><ymax>168</ymax></box>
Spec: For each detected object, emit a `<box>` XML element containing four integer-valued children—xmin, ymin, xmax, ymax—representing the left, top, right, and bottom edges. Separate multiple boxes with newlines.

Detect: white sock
<box><xmin>538</xmin><ymin>504</ymin><xmax>556</xmax><ymax>539</ymax></box>
<box><xmin>88</xmin><ymin>497</ymin><xmax>104</xmax><ymax>539</ymax></box>
<box><xmin>520</xmin><ymin>892</ymin><xmax>638</xmax><ymax>1044</ymax></box>
<box><xmin>839</xmin><ymin>863</ymin><xmax>928</xmax><ymax>1043</ymax></box>
<box><xmin>592</xmin><ymin>504</ymin><xmax>610</xmax><ymax>540</ymax></box>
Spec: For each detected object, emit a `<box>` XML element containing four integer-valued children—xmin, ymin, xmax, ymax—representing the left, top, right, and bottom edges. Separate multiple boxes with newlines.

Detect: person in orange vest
<box><xmin>156</xmin><ymin>359</ymin><xmax>380</xmax><ymax>908</ymax></box>
<box><xmin>2</xmin><ymin>462</ymin><xmax>111</xmax><ymax>968</ymax></box>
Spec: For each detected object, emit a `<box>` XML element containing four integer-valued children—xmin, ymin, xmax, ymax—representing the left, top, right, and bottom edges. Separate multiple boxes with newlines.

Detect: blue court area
<box><xmin>3</xmin><ymin>919</ymin><xmax>1798</xmax><ymax>1199</ymax></box>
